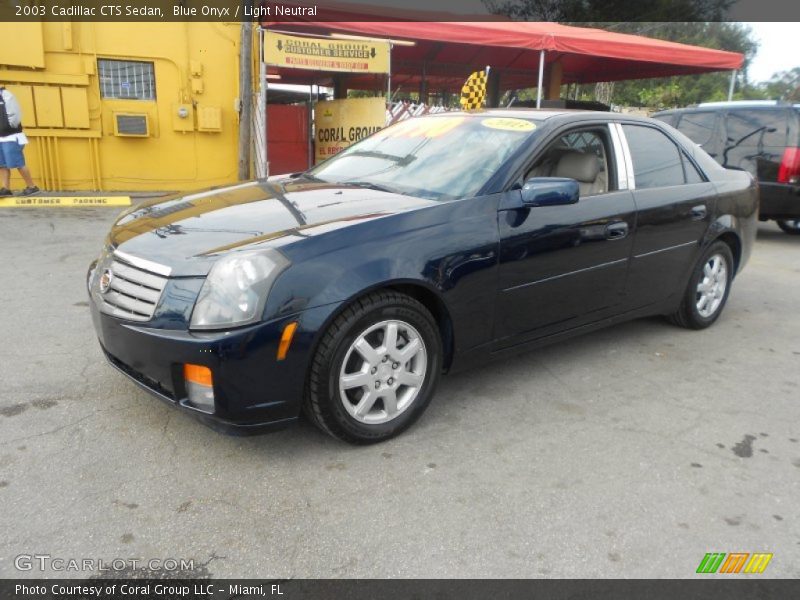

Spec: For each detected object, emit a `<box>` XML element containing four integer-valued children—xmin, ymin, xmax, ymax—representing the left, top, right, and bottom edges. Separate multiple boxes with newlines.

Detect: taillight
<box><xmin>778</xmin><ymin>147</ymin><xmax>800</xmax><ymax>184</ymax></box>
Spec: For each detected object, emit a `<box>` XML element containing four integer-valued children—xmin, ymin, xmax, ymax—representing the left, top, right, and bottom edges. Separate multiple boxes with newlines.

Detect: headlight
<box><xmin>88</xmin><ymin>246</ymin><xmax>113</xmax><ymax>292</ymax></box>
<box><xmin>87</xmin><ymin>259</ymin><xmax>99</xmax><ymax>293</ymax></box>
<box><xmin>190</xmin><ymin>249</ymin><xmax>289</xmax><ymax>330</ymax></box>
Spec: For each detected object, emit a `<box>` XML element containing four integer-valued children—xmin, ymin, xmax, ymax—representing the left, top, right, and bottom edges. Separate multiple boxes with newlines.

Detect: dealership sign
<box><xmin>315</xmin><ymin>98</ymin><xmax>386</xmax><ymax>164</ymax></box>
<box><xmin>264</xmin><ymin>31</ymin><xmax>390</xmax><ymax>74</ymax></box>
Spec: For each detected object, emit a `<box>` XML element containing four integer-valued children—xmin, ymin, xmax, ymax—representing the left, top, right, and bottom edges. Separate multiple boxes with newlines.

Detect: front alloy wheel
<box><xmin>339</xmin><ymin>320</ymin><xmax>427</xmax><ymax>424</ymax></box>
<box><xmin>304</xmin><ymin>291</ymin><xmax>442</xmax><ymax>444</ymax></box>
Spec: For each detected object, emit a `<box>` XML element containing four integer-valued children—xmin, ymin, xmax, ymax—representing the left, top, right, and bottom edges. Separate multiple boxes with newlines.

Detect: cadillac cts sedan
<box><xmin>87</xmin><ymin>110</ymin><xmax>758</xmax><ymax>444</ymax></box>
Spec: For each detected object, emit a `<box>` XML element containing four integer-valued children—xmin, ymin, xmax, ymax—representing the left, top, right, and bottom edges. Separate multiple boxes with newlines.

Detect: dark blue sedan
<box><xmin>87</xmin><ymin>110</ymin><xmax>758</xmax><ymax>443</ymax></box>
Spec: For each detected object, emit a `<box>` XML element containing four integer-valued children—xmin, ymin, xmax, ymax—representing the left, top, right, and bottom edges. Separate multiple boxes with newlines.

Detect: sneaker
<box><xmin>0</xmin><ymin>188</ymin><xmax>11</xmax><ymax>197</ymax></box>
<box><xmin>20</xmin><ymin>186</ymin><xmax>40</xmax><ymax>196</ymax></box>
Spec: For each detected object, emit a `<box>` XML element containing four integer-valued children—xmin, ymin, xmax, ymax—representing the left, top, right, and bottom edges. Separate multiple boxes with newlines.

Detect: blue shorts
<box><xmin>0</xmin><ymin>140</ymin><xmax>26</xmax><ymax>169</ymax></box>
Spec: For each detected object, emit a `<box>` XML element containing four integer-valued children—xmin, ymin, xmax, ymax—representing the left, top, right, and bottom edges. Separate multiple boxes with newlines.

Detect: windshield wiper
<box><xmin>348</xmin><ymin>150</ymin><xmax>404</xmax><ymax>162</ymax></box>
<box><xmin>344</xmin><ymin>180</ymin><xmax>399</xmax><ymax>194</ymax></box>
<box><xmin>348</xmin><ymin>150</ymin><xmax>417</xmax><ymax>166</ymax></box>
<box><xmin>296</xmin><ymin>172</ymin><xmax>325</xmax><ymax>183</ymax></box>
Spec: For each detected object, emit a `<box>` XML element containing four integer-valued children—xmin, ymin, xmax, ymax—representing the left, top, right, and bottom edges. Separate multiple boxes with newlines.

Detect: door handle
<box><xmin>691</xmin><ymin>204</ymin><xmax>707</xmax><ymax>220</ymax></box>
<box><xmin>604</xmin><ymin>221</ymin><xmax>629</xmax><ymax>240</ymax></box>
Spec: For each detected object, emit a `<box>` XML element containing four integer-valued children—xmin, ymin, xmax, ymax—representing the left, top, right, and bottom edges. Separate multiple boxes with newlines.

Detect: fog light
<box><xmin>183</xmin><ymin>364</ymin><xmax>215</xmax><ymax>413</ymax></box>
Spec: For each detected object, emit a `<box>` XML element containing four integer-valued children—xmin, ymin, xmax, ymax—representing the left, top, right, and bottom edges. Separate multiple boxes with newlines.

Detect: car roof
<box><xmin>698</xmin><ymin>100</ymin><xmax>786</xmax><ymax>108</ymax></box>
<box><xmin>424</xmin><ymin>108</ymin><xmax>656</xmax><ymax>125</ymax></box>
<box><xmin>655</xmin><ymin>101</ymin><xmax>795</xmax><ymax>115</ymax></box>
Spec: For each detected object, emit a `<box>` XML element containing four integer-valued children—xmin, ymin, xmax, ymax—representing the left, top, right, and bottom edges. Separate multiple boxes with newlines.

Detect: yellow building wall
<box><xmin>0</xmin><ymin>22</ymin><xmax>243</xmax><ymax>192</ymax></box>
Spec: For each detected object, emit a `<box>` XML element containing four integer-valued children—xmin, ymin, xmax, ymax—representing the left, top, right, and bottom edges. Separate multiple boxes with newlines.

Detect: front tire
<box><xmin>669</xmin><ymin>241</ymin><xmax>734</xmax><ymax>330</ymax></box>
<box><xmin>304</xmin><ymin>291</ymin><xmax>442</xmax><ymax>444</ymax></box>
<box><xmin>776</xmin><ymin>219</ymin><xmax>800</xmax><ymax>235</ymax></box>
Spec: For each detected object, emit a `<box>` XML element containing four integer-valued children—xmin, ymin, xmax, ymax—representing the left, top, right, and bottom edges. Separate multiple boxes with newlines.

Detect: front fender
<box><xmin>264</xmin><ymin>195</ymin><xmax>502</xmax><ymax>354</ymax></box>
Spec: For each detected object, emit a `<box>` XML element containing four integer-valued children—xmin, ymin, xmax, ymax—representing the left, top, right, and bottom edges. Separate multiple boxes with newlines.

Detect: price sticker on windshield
<box><xmin>481</xmin><ymin>118</ymin><xmax>536</xmax><ymax>132</ymax></box>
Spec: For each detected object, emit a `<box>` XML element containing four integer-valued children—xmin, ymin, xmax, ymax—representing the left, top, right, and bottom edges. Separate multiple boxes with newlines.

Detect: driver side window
<box><xmin>524</xmin><ymin>128</ymin><xmax>614</xmax><ymax>197</ymax></box>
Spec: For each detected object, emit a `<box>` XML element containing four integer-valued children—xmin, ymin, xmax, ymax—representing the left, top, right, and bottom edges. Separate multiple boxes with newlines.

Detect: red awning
<box><xmin>263</xmin><ymin>19</ymin><xmax>744</xmax><ymax>91</ymax></box>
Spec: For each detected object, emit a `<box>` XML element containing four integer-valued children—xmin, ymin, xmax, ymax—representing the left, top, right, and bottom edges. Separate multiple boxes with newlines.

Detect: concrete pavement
<box><xmin>0</xmin><ymin>207</ymin><xmax>798</xmax><ymax>578</ymax></box>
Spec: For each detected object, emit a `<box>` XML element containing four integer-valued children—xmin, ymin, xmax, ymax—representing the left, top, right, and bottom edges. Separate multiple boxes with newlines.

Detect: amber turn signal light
<box><xmin>184</xmin><ymin>363</ymin><xmax>213</xmax><ymax>387</ymax></box>
<box><xmin>277</xmin><ymin>322</ymin><xmax>298</xmax><ymax>361</ymax></box>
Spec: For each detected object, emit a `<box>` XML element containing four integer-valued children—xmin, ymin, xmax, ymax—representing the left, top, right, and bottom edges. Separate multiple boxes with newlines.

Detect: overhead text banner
<box><xmin>0</xmin><ymin>0</ymin><xmax>796</xmax><ymax>21</ymax></box>
<box><xmin>314</xmin><ymin>97</ymin><xmax>386</xmax><ymax>164</ymax></box>
<box><xmin>264</xmin><ymin>31</ymin><xmax>390</xmax><ymax>74</ymax></box>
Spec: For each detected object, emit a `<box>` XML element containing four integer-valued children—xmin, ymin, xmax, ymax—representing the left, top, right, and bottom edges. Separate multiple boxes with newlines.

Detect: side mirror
<box><xmin>521</xmin><ymin>177</ymin><xmax>579</xmax><ymax>207</ymax></box>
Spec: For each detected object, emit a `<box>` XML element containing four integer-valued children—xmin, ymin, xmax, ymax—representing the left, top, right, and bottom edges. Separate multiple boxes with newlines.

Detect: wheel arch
<box><xmin>386</xmin><ymin>282</ymin><xmax>455</xmax><ymax>372</ymax></box>
<box><xmin>714</xmin><ymin>230</ymin><xmax>742</xmax><ymax>276</ymax></box>
<box><xmin>706</xmin><ymin>213</ymin><xmax>744</xmax><ymax>277</ymax></box>
<box><xmin>307</xmin><ymin>279</ymin><xmax>456</xmax><ymax>374</ymax></box>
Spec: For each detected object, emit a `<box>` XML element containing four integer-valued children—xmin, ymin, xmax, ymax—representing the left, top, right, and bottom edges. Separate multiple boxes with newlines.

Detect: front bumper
<box><xmin>90</xmin><ymin>300</ymin><xmax>341</xmax><ymax>434</ymax></box>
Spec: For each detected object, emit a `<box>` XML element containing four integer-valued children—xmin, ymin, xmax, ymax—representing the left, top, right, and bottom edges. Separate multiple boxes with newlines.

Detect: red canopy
<box><xmin>264</xmin><ymin>19</ymin><xmax>744</xmax><ymax>92</ymax></box>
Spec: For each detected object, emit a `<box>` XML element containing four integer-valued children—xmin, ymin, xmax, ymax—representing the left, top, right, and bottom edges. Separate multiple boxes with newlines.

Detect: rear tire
<box><xmin>668</xmin><ymin>241</ymin><xmax>734</xmax><ymax>330</ymax></box>
<box><xmin>303</xmin><ymin>290</ymin><xmax>442</xmax><ymax>444</ymax></box>
<box><xmin>776</xmin><ymin>219</ymin><xmax>800</xmax><ymax>235</ymax></box>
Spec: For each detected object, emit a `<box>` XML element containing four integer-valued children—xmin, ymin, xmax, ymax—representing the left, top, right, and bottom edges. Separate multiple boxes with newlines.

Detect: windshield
<box><xmin>307</xmin><ymin>115</ymin><xmax>540</xmax><ymax>201</ymax></box>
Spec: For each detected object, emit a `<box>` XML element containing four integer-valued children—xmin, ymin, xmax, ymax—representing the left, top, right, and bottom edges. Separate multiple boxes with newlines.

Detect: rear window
<box><xmin>725</xmin><ymin>110</ymin><xmax>788</xmax><ymax>147</ymax></box>
<box><xmin>622</xmin><ymin>124</ymin><xmax>687</xmax><ymax>189</ymax></box>
<box><xmin>653</xmin><ymin>113</ymin><xmax>677</xmax><ymax>127</ymax></box>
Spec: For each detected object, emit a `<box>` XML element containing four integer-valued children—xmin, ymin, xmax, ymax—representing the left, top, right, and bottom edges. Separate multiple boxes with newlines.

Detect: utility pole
<box><xmin>238</xmin><ymin>15</ymin><xmax>253</xmax><ymax>181</ymax></box>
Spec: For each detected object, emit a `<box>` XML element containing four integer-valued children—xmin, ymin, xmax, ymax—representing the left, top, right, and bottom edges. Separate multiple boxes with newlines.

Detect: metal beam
<box><xmin>238</xmin><ymin>19</ymin><xmax>253</xmax><ymax>181</ymax></box>
<box><xmin>536</xmin><ymin>50</ymin><xmax>545</xmax><ymax>108</ymax></box>
<box><xmin>728</xmin><ymin>69</ymin><xmax>737</xmax><ymax>101</ymax></box>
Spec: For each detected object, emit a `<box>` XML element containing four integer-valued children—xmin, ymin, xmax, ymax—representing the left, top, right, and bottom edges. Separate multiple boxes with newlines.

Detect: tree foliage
<box><xmin>482</xmin><ymin>0</ymin><xmax>734</xmax><ymax>23</ymax></box>
<box><xmin>589</xmin><ymin>22</ymin><xmax>761</xmax><ymax>108</ymax></box>
<box><xmin>759</xmin><ymin>67</ymin><xmax>800</xmax><ymax>102</ymax></box>
<box><xmin>481</xmin><ymin>0</ymin><xmax>764</xmax><ymax>110</ymax></box>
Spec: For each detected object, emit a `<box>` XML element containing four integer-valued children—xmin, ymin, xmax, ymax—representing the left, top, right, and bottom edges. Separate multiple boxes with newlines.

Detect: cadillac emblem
<box><xmin>99</xmin><ymin>269</ymin><xmax>114</xmax><ymax>294</ymax></box>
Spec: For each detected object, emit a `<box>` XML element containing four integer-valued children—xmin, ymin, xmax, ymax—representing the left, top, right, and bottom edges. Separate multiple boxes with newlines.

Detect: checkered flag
<box><xmin>460</xmin><ymin>68</ymin><xmax>488</xmax><ymax>111</ymax></box>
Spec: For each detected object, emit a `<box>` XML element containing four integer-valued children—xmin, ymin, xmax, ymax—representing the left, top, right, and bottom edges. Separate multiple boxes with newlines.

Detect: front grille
<box><xmin>98</xmin><ymin>258</ymin><xmax>168</xmax><ymax>321</ymax></box>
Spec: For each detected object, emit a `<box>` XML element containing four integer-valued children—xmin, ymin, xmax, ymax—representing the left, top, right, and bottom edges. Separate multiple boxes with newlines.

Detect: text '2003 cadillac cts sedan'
<box><xmin>88</xmin><ymin>110</ymin><xmax>758</xmax><ymax>443</ymax></box>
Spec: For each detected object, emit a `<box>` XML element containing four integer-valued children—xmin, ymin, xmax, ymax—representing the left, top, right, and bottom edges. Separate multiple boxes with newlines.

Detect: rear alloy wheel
<box><xmin>669</xmin><ymin>241</ymin><xmax>734</xmax><ymax>330</ymax></box>
<box><xmin>304</xmin><ymin>291</ymin><xmax>442</xmax><ymax>444</ymax></box>
<box><xmin>776</xmin><ymin>219</ymin><xmax>800</xmax><ymax>235</ymax></box>
<box><xmin>695</xmin><ymin>254</ymin><xmax>728</xmax><ymax>319</ymax></box>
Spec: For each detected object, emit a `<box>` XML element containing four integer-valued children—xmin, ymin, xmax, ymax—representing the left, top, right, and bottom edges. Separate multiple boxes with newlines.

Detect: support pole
<box><xmin>487</xmin><ymin>65</ymin><xmax>501</xmax><ymax>108</ymax></box>
<box><xmin>255</xmin><ymin>28</ymin><xmax>268</xmax><ymax>179</ymax></box>
<box><xmin>419</xmin><ymin>60</ymin><xmax>428</xmax><ymax>104</ymax></box>
<box><xmin>536</xmin><ymin>49</ymin><xmax>545</xmax><ymax>109</ymax></box>
<box><xmin>308</xmin><ymin>83</ymin><xmax>313</xmax><ymax>168</ymax></box>
<box><xmin>268</xmin><ymin>65</ymin><xmax>269</xmax><ymax>177</ymax></box>
<box><xmin>547</xmin><ymin>59</ymin><xmax>562</xmax><ymax>101</ymax></box>
<box><xmin>728</xmin><ymin>69</ymin><xmax>737</xmax><ymax>101</ymax></box>
<box><xmin>238</xmin><ymin>19</ymin><xmax>253</xmax><ymax>181</ymax></box>
<box><xmin>387</xmin><ymin>43</ymin><xmax>393</xmax><ymax>103</ymax></box>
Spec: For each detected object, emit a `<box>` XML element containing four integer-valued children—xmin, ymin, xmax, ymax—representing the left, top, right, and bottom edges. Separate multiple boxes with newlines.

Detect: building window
<box><xmin>98</xmin><ymin>59</ymin><xmax>156</xmax><ymax>101</ymax></box>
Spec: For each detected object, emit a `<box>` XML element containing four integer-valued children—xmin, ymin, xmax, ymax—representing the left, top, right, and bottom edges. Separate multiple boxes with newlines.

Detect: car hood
<box><xmin>108</xmin><ymin>179</ymin><xmax>437</xmax><ymax>276</ymax></box>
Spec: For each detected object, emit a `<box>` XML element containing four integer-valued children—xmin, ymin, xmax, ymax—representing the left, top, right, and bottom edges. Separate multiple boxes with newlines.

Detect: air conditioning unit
<box><xmin>113</xmin><ymin>113</ymin><xmax>149</xmax><ymax>137</ymax></box>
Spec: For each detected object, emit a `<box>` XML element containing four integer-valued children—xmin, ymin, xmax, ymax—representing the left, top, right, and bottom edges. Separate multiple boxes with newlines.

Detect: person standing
<box><xmin>0</xmin><ymin>86</ymin><xmax>39</xmax><ymax>196</ymax></box>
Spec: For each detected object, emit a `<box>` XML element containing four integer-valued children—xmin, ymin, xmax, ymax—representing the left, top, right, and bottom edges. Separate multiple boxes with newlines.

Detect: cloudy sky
<box><xmin>745</xmin><ymin>22</ymin><xmax>796</xmax><ymax>83</ymax></box>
